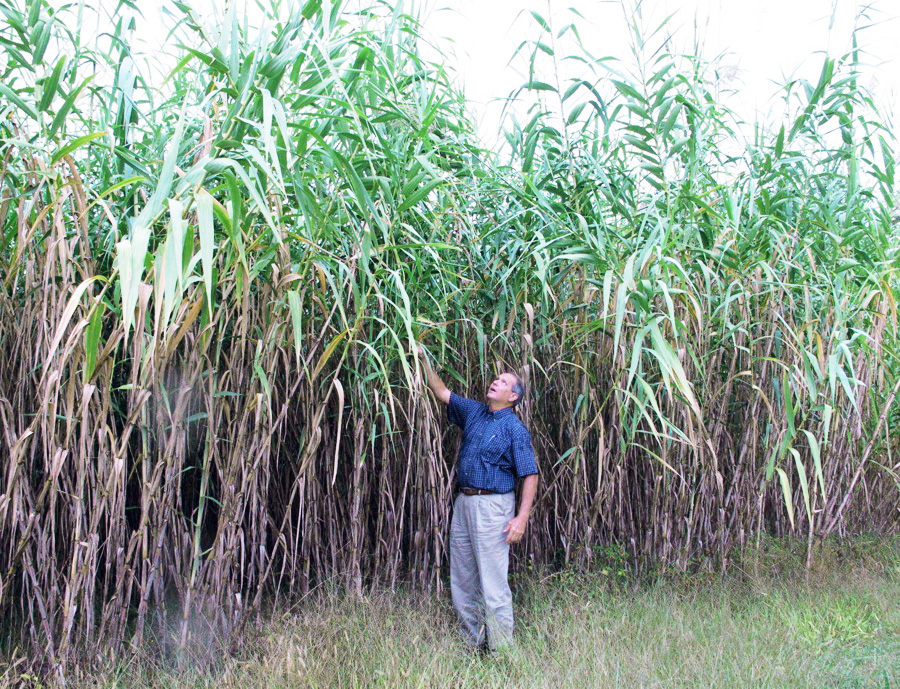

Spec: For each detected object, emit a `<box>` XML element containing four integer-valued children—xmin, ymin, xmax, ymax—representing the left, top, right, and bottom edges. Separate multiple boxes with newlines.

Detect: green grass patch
<box><xmin>33</xmin><ymin>538</ymin><xmax>898</xmax><ymax>688</ymax></box>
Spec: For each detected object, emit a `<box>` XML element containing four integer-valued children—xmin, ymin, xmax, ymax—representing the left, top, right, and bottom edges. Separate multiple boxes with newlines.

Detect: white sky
<box><xmin>415</xmin><ymin>0</ymin><xmax>899</xmax><ymax>145</ymax></box>
<box><xmin>114</xmin><ymin>0</ymin><xmax>899</xmax><ymax>147</ymax></box>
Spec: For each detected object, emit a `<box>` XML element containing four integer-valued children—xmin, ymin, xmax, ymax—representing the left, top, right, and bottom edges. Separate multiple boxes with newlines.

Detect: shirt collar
<box><xmin>486</xmin><ymin>405</ymin><xmax>515</xmax><ymax>418</ymax></box>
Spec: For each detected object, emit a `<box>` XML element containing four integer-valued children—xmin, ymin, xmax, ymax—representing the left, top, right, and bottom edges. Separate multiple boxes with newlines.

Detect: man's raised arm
<box><xmin>416</xmin><ymin>346</ymin><xmax>451</xmax><ymax>405</ymax></box>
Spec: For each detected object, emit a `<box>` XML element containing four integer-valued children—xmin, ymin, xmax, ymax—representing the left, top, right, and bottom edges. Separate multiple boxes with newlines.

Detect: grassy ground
<box><xmin>11</xmin><ymin>538</ymin><xmax>900</xmax><ymax>688</ymax></box>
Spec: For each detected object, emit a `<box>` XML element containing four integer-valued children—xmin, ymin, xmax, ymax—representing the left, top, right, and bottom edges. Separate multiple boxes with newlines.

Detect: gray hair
<box><xmin>511</xmin><ymin>374</ymin><xmax>525</xmax><ymax>406</ymax></box>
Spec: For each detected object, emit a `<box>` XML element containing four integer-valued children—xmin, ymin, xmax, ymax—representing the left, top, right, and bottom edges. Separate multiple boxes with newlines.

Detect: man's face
<box><xmin>486</xmin><ymin>372</ymin><xmax>519</xmax><ymax>407</ymax></box>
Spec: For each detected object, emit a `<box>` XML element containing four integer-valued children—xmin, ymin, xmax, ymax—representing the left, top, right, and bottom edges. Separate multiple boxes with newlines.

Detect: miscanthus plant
<box><xmin>0</xmin><ymin>0</ymin><xmax>896</xmax><ymax>678</ymax></box>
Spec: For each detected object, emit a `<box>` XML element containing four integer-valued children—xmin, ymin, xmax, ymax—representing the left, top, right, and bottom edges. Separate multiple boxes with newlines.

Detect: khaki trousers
<box><xmin>449</xmin><ymin>491</ymin><xmax>516</xmax><ymax>649</ymax></box>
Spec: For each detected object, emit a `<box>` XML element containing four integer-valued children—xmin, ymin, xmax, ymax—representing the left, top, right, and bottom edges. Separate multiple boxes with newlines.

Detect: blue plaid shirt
<box><xmin>448</xmin><ymin>392</ymin><xmax>538</xmax><ymax>493</ymax></box>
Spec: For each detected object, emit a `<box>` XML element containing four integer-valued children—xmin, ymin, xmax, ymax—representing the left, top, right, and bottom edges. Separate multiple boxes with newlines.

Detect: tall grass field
<box><xmin>46</xmin><ymin>538</ymin><xmax>900</xmax><ymax>688</ymax></box>
<box><xmin>0</xmin><ymin>0</ymin><xmax>897</xmax><ymax>682</ymax></box>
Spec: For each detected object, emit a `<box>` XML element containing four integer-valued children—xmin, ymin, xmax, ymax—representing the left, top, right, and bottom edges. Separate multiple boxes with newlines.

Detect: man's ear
<box><xmin>509</xmin><ymin>391</ymin><xmax>519</xmax><ymax>405</ymax></box>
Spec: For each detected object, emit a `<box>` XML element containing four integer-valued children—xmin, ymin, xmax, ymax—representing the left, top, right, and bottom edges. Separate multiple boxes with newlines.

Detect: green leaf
<box><xmin>790</xmin><ymin>448</ymin><xmax>811</xmax><ymax>524</ymax></box>
<box><xmin>530</xmin><ymin>10</ymin><xmax>550</xmax><ymax>31</ymax></box>
<box><xmin>301</xmin><ymin>0</ymin><xmax>322</xmax><ymax>19</ymax></box>
<box><xmin>566</xmin><ymin>102</ymin><xmax>587</xmax><ymax>125</ymax></box>
<box><xmin>776</xmin><ymin>468</ymin><xmax>795</xmax><ymax>530</ymax></box>
<box><xmin>288</xmin><ymin>290</ymin><xmax>303</xmax><ymax>368</ymax></box>
<box><xmin>51</xmin><ymin>131</ymin><xmax>108</xmax><ymax>165</ymax></box>
<box><xmin>0</xmin><ymin>81</ymin><xmax>39</xmax><ymax>119</ymax></box>
<box><xmin>196</xmin><ymin>190</ymin><xmax>216</xmax><ymax>318</ymax></box>
<box><xmin>398</xmin><ymin>176</ymin><xmax>443</xmax><ymax>212</ymax></box>
<box><xmin>801</xmin><ymin>429</ymin><xmax>826</xmax><ymax>501</ymax></box>
<box><xmin>45</xmin><ymin>277</ymin><xmax>103</xmax><ymax>367</ymax></box>
<box><xmin>117</xmin><ymin>105</ymin><xmax>188</xmax><ymax>340</ymax></box>
<box><xmin>27</xmin><ymin>0</ymin><xmax>42</xmax><ymax>27</ymax></box>
<box><xmin>96</xmin><ymin>176</ymin><xmax>147</xmax><ymax>200</ymax></box>
<box><xmin>524</xmin><ymin>80</ymin><xmax>557</xmax><ymax>93</ymax></box>
<box><xmin>38</xmin><ymin>55</ymin><xmax>65</xmax><ymax>113</ymax></box>
<box><xmin>48</xmin><ymin>74</ymin><xmax>95</xmax><ymax>139</ymax></box>
<box><xmin>83</xmin><ymin>299</ymin><xmax>105</xmax><ymax>382</ymax></box>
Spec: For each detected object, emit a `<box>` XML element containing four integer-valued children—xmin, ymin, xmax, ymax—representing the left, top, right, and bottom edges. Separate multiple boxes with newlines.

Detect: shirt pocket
<box><xmin>480</xmin><ymin>433</ymin><xmax>510</xmax><ymax>465</ymax></box>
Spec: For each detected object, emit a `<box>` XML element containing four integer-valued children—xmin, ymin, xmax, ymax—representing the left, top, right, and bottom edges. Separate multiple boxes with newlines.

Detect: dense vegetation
<box><xmin>60</xmin><ymin>538</ymin><xmax>900</xmax><ymax>688</ymax></box>
<box><xmin>0</xmin><ymin>0</ymin><xmax>897</xmax><ymax>677</ymax></box>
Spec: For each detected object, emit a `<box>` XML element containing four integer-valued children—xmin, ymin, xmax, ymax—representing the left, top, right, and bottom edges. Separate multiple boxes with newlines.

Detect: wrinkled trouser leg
<box><xmin>450</xmin><ymin>492</ymin><xmax>516</xmax><ymax>650</ymax></box>
<box><xmin>450</xmin><ymin>495</ymin><xmax>484</xmax><ymax>647</ymax></box>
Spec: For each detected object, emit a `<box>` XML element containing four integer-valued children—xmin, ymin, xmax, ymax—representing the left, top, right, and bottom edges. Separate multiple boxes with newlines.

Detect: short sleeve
<box><xmin>510</xmin><ymin>424</ymin><xmax>538</xmax><ymax>478</ymax></box>
<box><xmin>448</xmin><ymin>392</ymin><xmax>482</xmax><ymax>429</ymax></box>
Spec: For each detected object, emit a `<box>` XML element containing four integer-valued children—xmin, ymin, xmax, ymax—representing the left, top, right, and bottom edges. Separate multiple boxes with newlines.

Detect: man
<box><xmin>416</xmin><ymin>346</ymin><xmax>539</xmax><ymax>651</ymax></box>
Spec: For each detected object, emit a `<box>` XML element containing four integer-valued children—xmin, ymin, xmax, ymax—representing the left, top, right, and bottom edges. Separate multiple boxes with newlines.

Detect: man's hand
<box><xmin>416</xmin><ymin>343</ymin><xmax>451</xmax><ymax>405</ymax></box>
<box><xmin>503</xmin><ymin>515</ymin><xmax>528</xmax><ymax>544</ymax></box>
<box><xmin>505</xmin><ymin>475</ymin><xmax>538</xmax><ymax>544</ymax></box>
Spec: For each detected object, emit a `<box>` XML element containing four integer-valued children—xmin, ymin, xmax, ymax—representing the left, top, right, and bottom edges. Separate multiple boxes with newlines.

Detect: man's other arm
<box><xmin>416</xmin><ymin>345</ymin><xmax>451</xmax><ymax>405</ymax></box>
<box><xmin>504</xmin><ymin>474</ymin><xmax>538</xmax><ymax>544</ymax></box>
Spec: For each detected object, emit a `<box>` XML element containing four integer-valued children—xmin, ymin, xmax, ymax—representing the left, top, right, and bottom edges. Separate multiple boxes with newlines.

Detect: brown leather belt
<box><xmin>459</xmin><ymin>487</ymin><xmax>496</xmax><ymax>496</ymax></box>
